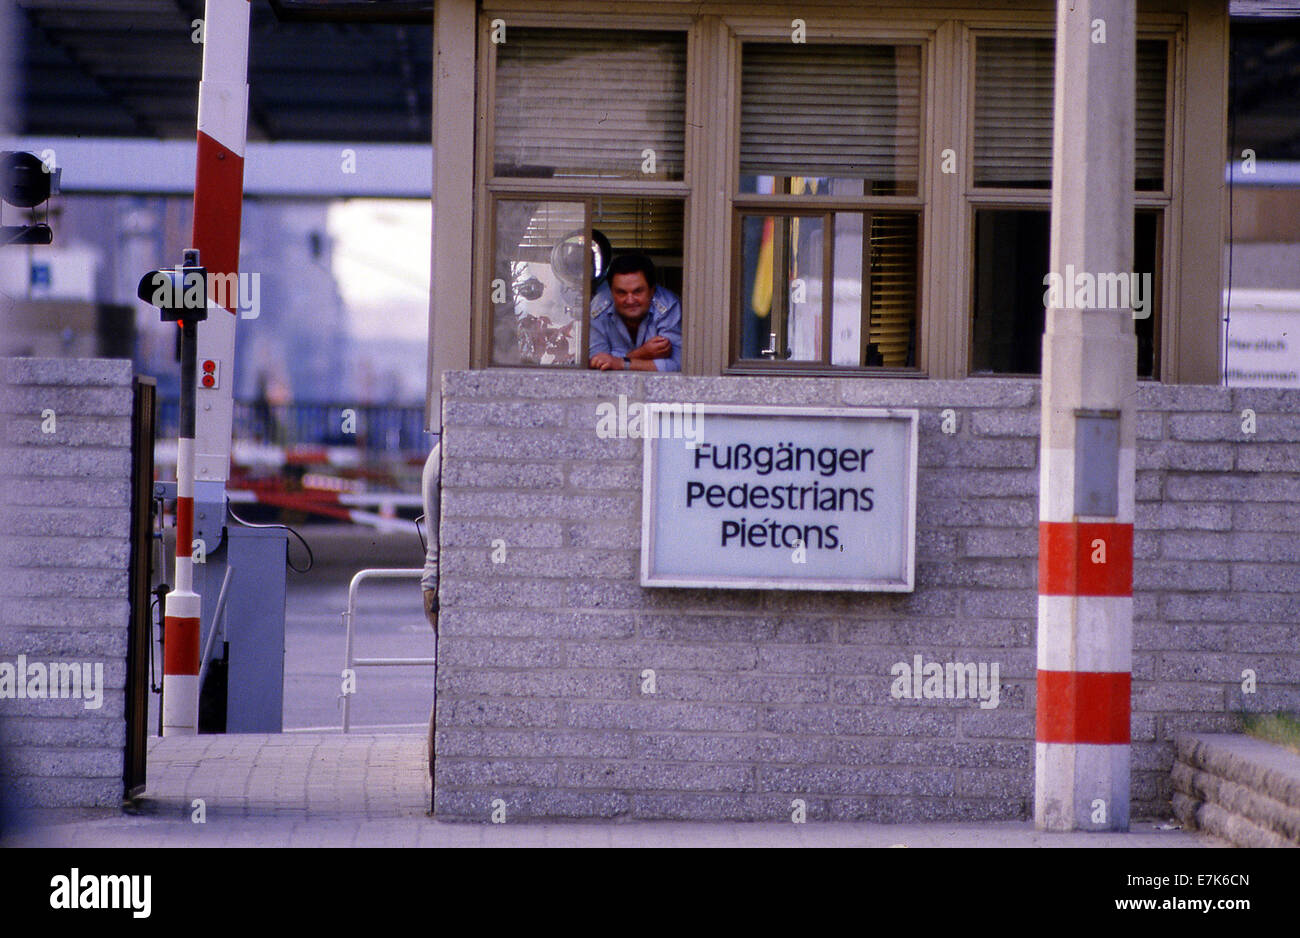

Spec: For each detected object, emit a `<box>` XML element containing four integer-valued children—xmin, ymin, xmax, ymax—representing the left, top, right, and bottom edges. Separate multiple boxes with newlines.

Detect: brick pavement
<box><xmin>2</xmin><ymin>732</ymin><xmax>1221</xmax><ymax>847</ymax></box>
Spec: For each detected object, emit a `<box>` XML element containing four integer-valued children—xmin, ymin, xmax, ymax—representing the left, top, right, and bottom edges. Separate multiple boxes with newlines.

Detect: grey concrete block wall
<box><xmin>0</xmin><ymin>357</ymin><xmax>135</xmax><ymax>809</ymax></box>
<box><xmin>433</xmin><ymin>371</ymin><xmax>1300</xmax><ymax>822</ymax></box>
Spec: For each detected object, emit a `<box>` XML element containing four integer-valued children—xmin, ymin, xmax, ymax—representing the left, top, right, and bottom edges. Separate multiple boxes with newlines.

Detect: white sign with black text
<box><xmin>641</xmin><ymin>405</ymin><xmax>918</xmax><ymax>591</ymax></box>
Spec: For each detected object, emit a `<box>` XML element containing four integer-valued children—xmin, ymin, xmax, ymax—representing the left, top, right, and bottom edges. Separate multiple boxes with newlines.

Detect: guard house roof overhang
<box><xmin>15</xmin><ymin>0</ymin><xmax>432</xmax><ymax>141</ymax></box>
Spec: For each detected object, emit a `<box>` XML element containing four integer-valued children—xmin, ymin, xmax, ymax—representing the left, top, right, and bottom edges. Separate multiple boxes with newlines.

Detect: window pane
<box><xmin>1135</xmin><ymin>210</ymin><xmax>1159</xmax><ymax>377</ymax></box>
<box><xmin>741</xmin><ymin>44</ymin><xmax>920</xmax><ymax>196</ymax></box>
<box><xmin>738</xmin><ymin>214</ymin><xmax>825</xmax><ymax>362</ymax></box>
<box><xmin>1135</xmin><ymin>42</ymin><xmax>1168</xmax><ymax>191</ymax></box>
<box><xmin>974</xmin><ymin>37</ymin><xmax>1168</xmax><ymax>190</ymax></box>
<box><xmin>971</xmin><ymin>208</ymin><xmax>1160</xmax><ymax>376</ymax></box>
<box><xmin>591</xmin><ymin>195</ymin><xmax>685</xmax><ymax>321</ymax></box>
<box><xmin>491</xmin><ymin>200</ymin><xmax>586</xmax><ymax>366</ymax></box>
<box><xmin>868</xmin><ymin>212</ymin><xmax>920</xmax><ymax>367</ymax></box>
<box><xmin>971</xmin><ymin>209</ymin><xmax>1049</xmax><ymax>372</ymax></box>
<box><xmin>974</xmin><ymin>37</ymin><xmax>1054</xmax><ymax>189</ymax></box>
<box><xmin>831</xmin><ymin>213</ymin><xmax>864</xmax><ymax>365</ymax></box>
<box><xmin>494</xmin><ymin>29</ymin><xmax>686</xmax><ymax>181</ymax></box>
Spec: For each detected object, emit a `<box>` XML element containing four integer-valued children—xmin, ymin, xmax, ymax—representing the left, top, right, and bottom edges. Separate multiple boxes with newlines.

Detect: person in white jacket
<box><xmin>421</xmin><ymin>440</ymin><xmax>441</xmax><ymax>630</ymax></box>
<box><xmin>421</xmin><ymin>440</ymin><xmax>441</xmax><ymax>805</ymax></box>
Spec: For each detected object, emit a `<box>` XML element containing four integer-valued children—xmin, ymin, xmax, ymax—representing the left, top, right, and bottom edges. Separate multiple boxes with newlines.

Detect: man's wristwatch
<box><xmin>623</xmin><ymin>356</ymin><xmax>631</xmax><ymax>369</ymax></box>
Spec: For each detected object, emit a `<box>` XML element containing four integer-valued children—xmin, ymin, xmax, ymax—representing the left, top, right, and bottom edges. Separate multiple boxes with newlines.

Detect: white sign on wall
<box><xmin>641</xmin><ymin>405</ymin><xmax>918</xmax><ymax>591</ymax></box>
<box><xmin>1224</xmin><ymin>288</ymin><xmax>1300</xmax><ymax>387</ymax></box>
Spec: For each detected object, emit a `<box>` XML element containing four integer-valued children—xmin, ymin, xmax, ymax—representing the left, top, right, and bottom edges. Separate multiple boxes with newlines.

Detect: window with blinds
<box><xmin>493</xmin><ymin>29</ymin><xmax>687</xmax><ymax>181</ymax></box>
<box><xmin>740</xmin><ymin>43</ymin><xmax>921</xmax><ymax>196</ymax></box>
<box><xmin>974</xmin><ymin>36</ymin><xmax>1169</xmax><ymax>190</ymax></box>
<box><xmin>733</xmin><ymin>42</ymin><xmax>922</xmax><ymax>371</ymax></box>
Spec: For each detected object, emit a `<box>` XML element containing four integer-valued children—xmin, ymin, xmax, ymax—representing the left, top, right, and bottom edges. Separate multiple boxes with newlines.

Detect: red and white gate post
<box><xmin>1035</xmin><ymin>0</ymin><xmax>1137</xmax><ymax>828</ymax></box>
<box><xmin>162</xmin><ymin>0</ymin><xmax>250</xmax><ymax>736</ymax></box>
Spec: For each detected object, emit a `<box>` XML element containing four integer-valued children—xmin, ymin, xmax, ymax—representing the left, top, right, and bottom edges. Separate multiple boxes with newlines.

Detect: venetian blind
<box><xmin>867</xmin><ymin>212</ymin><xmax>919</xmax><ymax>368</ymax></box>
<box><xmin>740</xmin><ymin>44</ymin><xmax>921</xmax><ymax>191</ymax></box>
<box><xmin>494</xmin><ymin>29</ymin><xmax>686</xmax><ymax>180</ymax></box>
<box><xmin>974</xmin><ymin>37</ymin><xmax>1169</xmax><ymax>189</ymax></box>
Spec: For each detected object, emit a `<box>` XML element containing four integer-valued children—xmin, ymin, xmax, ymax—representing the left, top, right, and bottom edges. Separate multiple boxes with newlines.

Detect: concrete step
<box><xmin>1173</xmin><ymin>733</ymin><xmax>1300</xmax><ymax>847</ymax></box>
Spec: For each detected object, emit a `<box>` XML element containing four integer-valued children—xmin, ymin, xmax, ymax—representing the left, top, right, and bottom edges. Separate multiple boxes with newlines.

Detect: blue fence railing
<box><xmin>157</xmin><ymin>400</ymin><xmax>431</xmax><ymax>461</ymax></box>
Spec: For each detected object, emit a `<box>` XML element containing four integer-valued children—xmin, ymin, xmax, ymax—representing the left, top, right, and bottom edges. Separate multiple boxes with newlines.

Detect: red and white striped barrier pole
<box><xmin>162</xmin><ymin>0</ymin><xmax>250</xmax><ymax>736</ymax></box>
<box><xmin>191</xmin><ymin>0</ymin><xmax>249</xmax><ymax>486</ymax></box>
<box><xmin>163</xmin><ymin>309</ymin><xmax>202</xmax><ymax>735</ymax></box>
<box><xmin>1035</xmin><ymin>0</ymin><xmax>1136</xmax><ymax>829</ymax></box>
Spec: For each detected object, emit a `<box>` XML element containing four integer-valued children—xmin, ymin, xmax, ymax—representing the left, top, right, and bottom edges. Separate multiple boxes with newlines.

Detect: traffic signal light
<box><xmin>1</xmin><ymin>151</ymin><xmax>59</xmax><ymax>246</ymax></box>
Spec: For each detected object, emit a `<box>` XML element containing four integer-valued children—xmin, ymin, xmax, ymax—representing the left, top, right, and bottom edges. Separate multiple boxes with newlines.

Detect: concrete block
<box><xmin>569</xmin><ymin>701</ymin><xmax>757</xmax><ymax>732</ymax></box>
<box><xmin>438</xmin><ymin>578</ymin><xmax>567</xmax><ymax>609</ymax></box>
<box><xmin>654</xmin><ymin>672</ymin><xmax>828</xmax><ymax>704</ymax></box>
<box><xmin>442</xmin><ymin>491</ymin><xmax>636</xmax><ymax>522</ymax></box>
<box><xmin>1231</xmin><ymin>563</ymin><xmax>1300</xmax><ymax>593</ymax></box>
<box><xmin>565</xmin><ymin>641</ymin><xmax>757</xmax><ymax>672</ymax></box>
<box><xmin>5</xmin><ymin>479</ymin><xmax>132</xmax><ymax>509</ymax></box>
<box><xmin>633</xmin><ymin>732</ymin><xmax>764</xmax><ymax>763</ymax></box>
<box><xmin>1</xmin><ymin>598</ymin><xmax>130</xmax><ymax>631</ymax></box>
<box><xmin>561</xmin><ymin>761</ymin><xmax>753</xmax><ymax>792</ymax></box>
<box><xmin>1134</xmin><ymin>560</ymin><xmax>1229</xmax><ymax>591</ymax></box>
<box><xmin>630</xmin><ymin>792</ymin><xmax>750</xmax><ymax>820</ymax></box>
<box><xmin>1136</xmin><ymin>385</ymin><xmax>1232</xmax><ymax>412</ymax></box>
<box><xmin>437</xmin><ymin>638</ymin><xmax>566</xmax><ymax>669</ymax></box>
<box><xmin>432</xmin><ymin>786</ymin><xmax>631</xmax><ymax>820</ymax></box>
<box><xmin>439</xmin><ymin>520</ymin><xmax>564</xmax><ymax>549</ymax></box>
<box><xmin>969</xmin><ymin>408</ymin><xmax>1040</xmax><ymax>438</ymax></box>
<box><xmin>958</xmin><ymin>768</ymin><xmax>1031</xmax><ymax>798</ymax></box>
<box><xmin>3</xmin><ymin>746</ymin><xmax>122</xmax><ymax>778</ymax></box>
<box><xmin>435</xmin><ymin>758</ymin><xmax>560</xmax><ymax>788</ymax></box>
<box><xmin>917</xmin><ymin>498</ymin><xmax>1037</xmax><ymax>529</ymax></box>
<box><xmin>1</xmin><ymin>358</ymin><xmax>134</xmax><ymax>387</ymax></box>
<box><xmin>961</xmin><ymin>528</ymin><xmax>1037</xmax><ymax>559</ymax></box>
<box><xmin>1235</xmin><ymin>443</ymin><xmax>1300</xmax><ymax>473</ymax></box>
<box><xmin>1230</xmin><ymin>387</ymin><xmax>1300</xmax><ymax>414</ymax></box>
<box><xmin>1</xmin><ymin>508</ymin><xmax>130</xmax><ymax>538</ymax></box>
<box><xmin>562</xmin><ymin>521</ymin><xmax>640</xmax><ymax>550</ymax></box>
<box><xmin>962</xmin><ymin>589</ymin><xmax>1037</xmax><ymax>619</ymax></box>
<box><xmin>438</xmin><ymin>667</ymin><xmax>627</xmax><ymax>699</ymax></box>
<box><xmin>567</xmin><ymin>463</ymin><xmax>642</xmax><ymax>489</ymax></box>
<box><xmin>439</xmin><ymin>698</ymin><xmax>566</xmax><ymax>729</ymax></box>
<box><xmin>0</xmin><ymin>537</ymin><xmax>131</xmax><ymax>569</ymax></box>
<box><xmin>5</xmin><ymin>416</ymin><xmax>132</xmax><ymax>447</ymax></box>
<box><xmin>915</xmin><ymin>468</ymin><xmax>1038</xmax><ymax>498</ymax></box>
<box><xmin>435</xmin><ymin>729</ymin><xmax>632</xmax><ymax>760</ymax></box>
<box><xmin>1132</xmin><ymin>682</ymin><xmax>1225</xmax><ymax>712</ymax></box>
<box><xmin>1135</xmin><ymin>502</ymin><xmax>1232</xmax><ymax>532</ymax></box>
<box><xmin>442</xmin><ymin>399</ymin><xmax>567</xmax><ymax>429</ymax></box>
<box><xmin>441</xmin><ymin>460</ymin><xmax>566</xmax><ymax>489</ymax></box>
<box><xmin>1</xmin><ymin>385</ymin><xmax>134</xmax><ymax>417</ymax></box>
<box><xmin>919</xmin><ymin>435</ymin><xmax>1038</xmax><ymax>469</ymax></box>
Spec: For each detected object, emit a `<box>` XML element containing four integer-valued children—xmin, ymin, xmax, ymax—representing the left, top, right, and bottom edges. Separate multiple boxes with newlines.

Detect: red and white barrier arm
<box><xmin>162</xmin><ymin>0</ymin><xmax>251</xmax><ymax>737</ymax></box>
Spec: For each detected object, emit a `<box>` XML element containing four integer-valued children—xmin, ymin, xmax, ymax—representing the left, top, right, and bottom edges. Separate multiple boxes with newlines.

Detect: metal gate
<box><xmin>123</xmin><ymin>376</ymin><xmax>156</xmax><ymax>800</ymax></box>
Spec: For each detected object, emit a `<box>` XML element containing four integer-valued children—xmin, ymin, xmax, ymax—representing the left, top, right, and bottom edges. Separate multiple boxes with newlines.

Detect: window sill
<box><xmin>723</xmin><ymin>364</ymin><xmax>928</xmax><ymax>379</ymax></box>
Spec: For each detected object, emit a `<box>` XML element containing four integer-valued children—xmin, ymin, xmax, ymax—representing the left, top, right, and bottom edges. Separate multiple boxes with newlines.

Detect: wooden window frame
<box><xmin>725</xmin><ymin>30</ymin><xmax>930</xmax><ymax>376</ymax></box>
<box><xmin>963</xmin><ymin>25</ymin><xmax>1180</xmax><ymax>381</ymax></box>
<box><xmin>472</xmin><ymin>14</ymin><xmax>693</xmax><ymax>369</ymax></box>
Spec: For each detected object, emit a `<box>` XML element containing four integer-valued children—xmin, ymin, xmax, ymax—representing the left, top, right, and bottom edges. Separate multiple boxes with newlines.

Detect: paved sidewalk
<box><xmin>3</xmin><ymin>733</ymin><xmax>1222</xmax><ymax>848</ymax></box>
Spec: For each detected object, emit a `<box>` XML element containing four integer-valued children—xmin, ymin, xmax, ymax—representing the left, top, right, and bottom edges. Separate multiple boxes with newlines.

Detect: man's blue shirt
<box><xmin>589</xmin><ymin>283</ymin><xmax>682</xmax><ymax>372</ymax></box>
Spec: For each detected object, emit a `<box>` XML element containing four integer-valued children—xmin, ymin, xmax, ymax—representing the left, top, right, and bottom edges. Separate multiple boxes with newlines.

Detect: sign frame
<box><xmin>639</xmin><ymin>404</ymin><xmax>919</xmax><ymax>592</ymax></box>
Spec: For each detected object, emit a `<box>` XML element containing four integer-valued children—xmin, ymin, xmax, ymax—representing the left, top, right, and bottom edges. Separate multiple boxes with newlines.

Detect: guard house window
<box><xmin>487</xmin><ymin>28</ymin><xmax>687</xmax><ymax>367</ymax></box>
<box><xmin>969</xmin><ymin>35</ymin><xmax>1169</xmax><ymax>377</ymax></box>
<box><xmin>733</xmin><ymin>43</ymin><xmax>922</xmax><ymax>371</ymax></box>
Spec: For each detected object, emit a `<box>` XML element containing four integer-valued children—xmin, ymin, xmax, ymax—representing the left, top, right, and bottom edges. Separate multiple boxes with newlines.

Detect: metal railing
<box><xmin>158</xmin><ymin>400</ymin><xmax>430</xmax><ymax>460</ymax></box>
<box><xmin>340</xmin><ymin>568</ymin><xmax>434</xmax><ymax>732</ymax></box>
